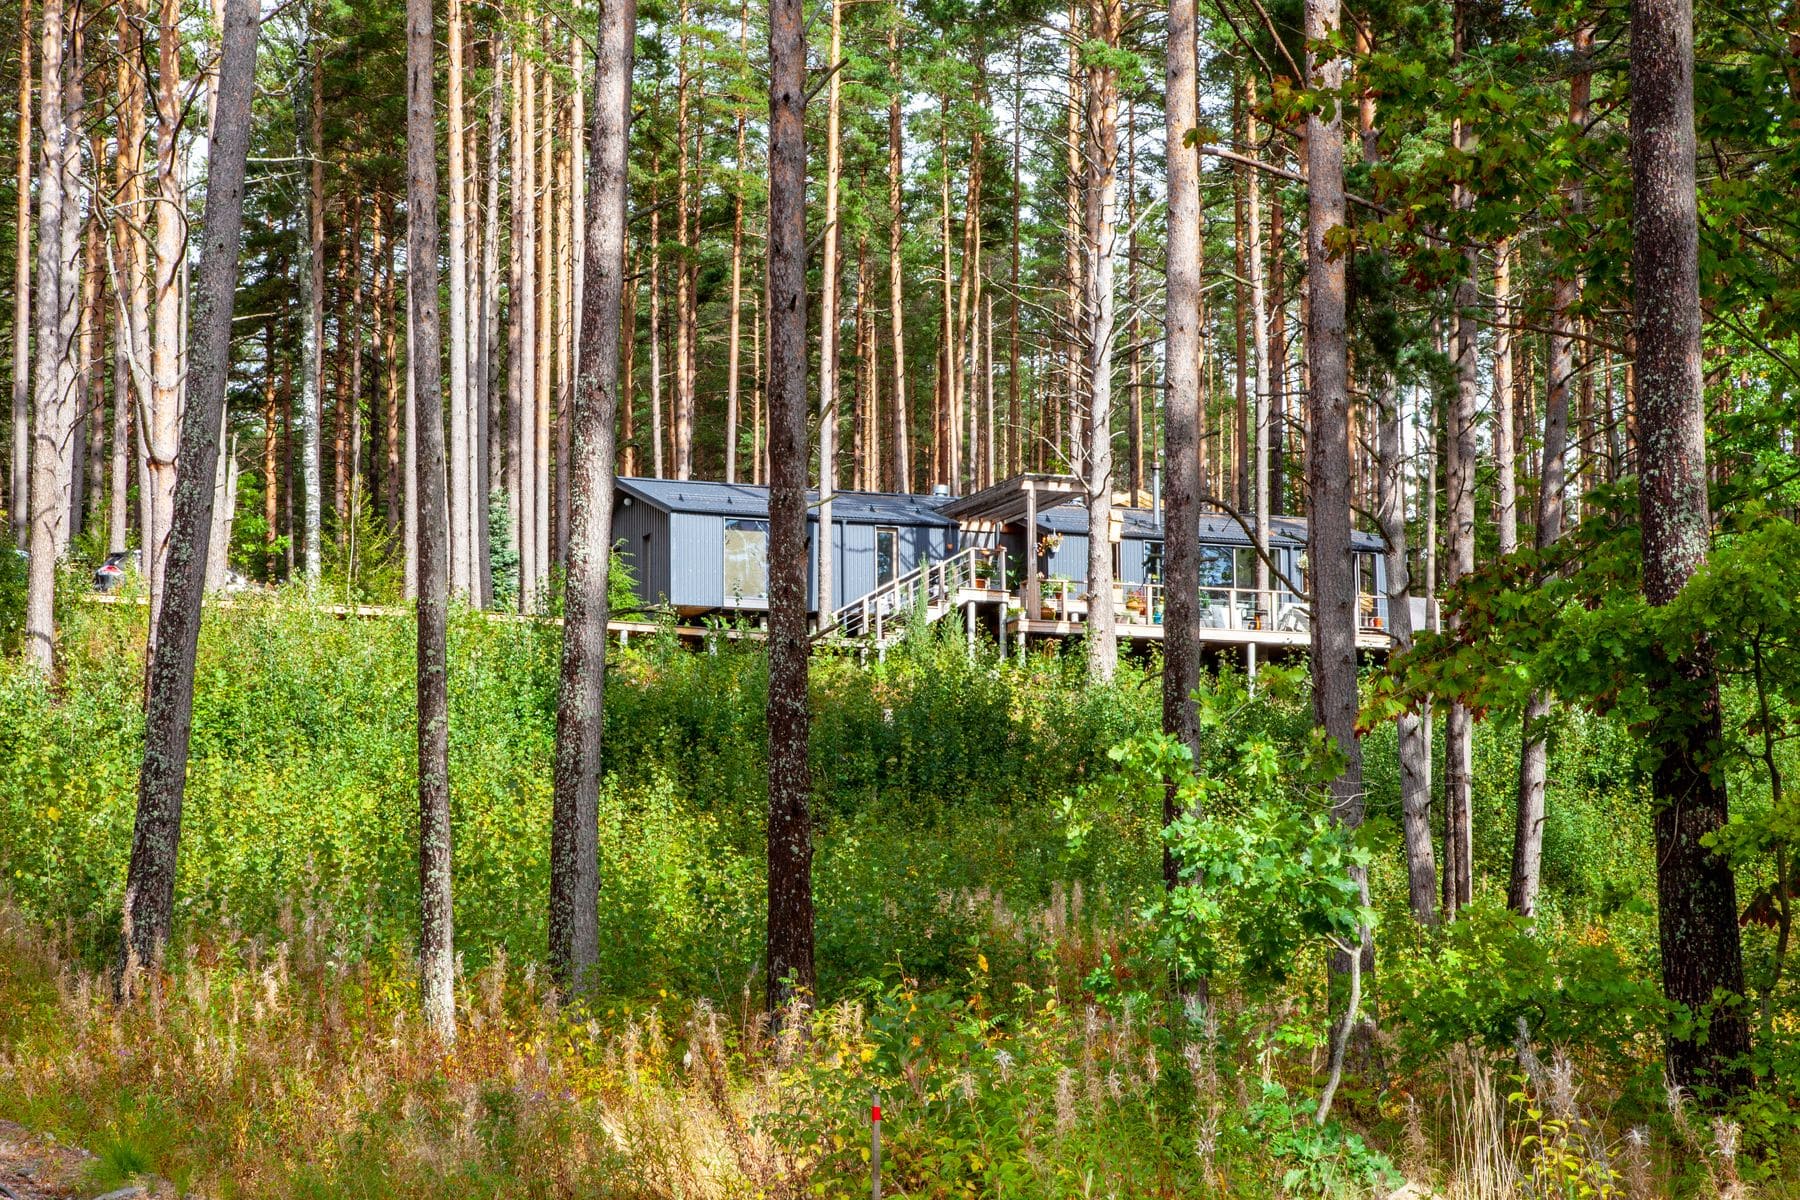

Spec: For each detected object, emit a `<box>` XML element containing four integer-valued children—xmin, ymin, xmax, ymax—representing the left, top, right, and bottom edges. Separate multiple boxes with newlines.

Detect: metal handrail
<box><xmin>828</xmin><ymin>544</ymin><xmax>1008</xmax><ymax>640</ymax></box>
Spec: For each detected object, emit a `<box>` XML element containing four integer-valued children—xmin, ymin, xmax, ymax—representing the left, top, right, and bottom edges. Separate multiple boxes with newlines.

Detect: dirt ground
<box><xmin>0</xmin><ymin>1120</ymin><xmax>99</xmax><ymax>1200</ymax></box>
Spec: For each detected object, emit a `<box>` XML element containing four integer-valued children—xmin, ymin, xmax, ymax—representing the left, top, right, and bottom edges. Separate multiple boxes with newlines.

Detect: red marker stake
<box><xmin>871</xmin><ymin>1090</ymin><xmax>882</xmax><ymax>1200</ymax></box>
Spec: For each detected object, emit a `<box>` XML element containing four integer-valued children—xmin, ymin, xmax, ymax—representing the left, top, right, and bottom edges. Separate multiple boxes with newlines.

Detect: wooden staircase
<box><xmin>824</xmin><ymin>545</ymin><xmax>1006</xmax><ymax>651</ymax></box>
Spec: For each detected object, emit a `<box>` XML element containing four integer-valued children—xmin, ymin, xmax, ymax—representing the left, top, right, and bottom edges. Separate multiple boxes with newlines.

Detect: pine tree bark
<box><xmin>554</xmin><ymin>86</ymin><xmax>574</xmax><ymax>568</ymax></box>
<box><xmin>1630</xmin><ymin>0</ymin><xmax>1750</xmax><ymax>1093</ymax></box>
<box><xmin>1007</xmin><ymin>33</ymin><xmax>1023</xmax><ymax>478</ymax></box>
<box><xmin>1355</xmin><ymin>28</ymin><xmax>1436</xmax><ymax>923</ymax></box>
<box><xmin>1162</xmin><ymin>0</ymin><xmax>1203</xmax><ymax>885</ymax></box>
<box><xmin>1493</xmin><ymin>239</ymin><xmax>1517</xmax><ymax>554</ymax></box>
<box><xmin>1124</xmin><ymin>102</ymin><xmax>1140</xmax><ymax>502</ymax></box>
<box><xmin>262</xmin><ymin>322</ymin><xmax>280</xmax><ymax>578</ymax></box>
<box><xmin>9</xmin><ymin>0</ymin><xmax>29</xmax><ymax>551</ymax></box>
<box><xmin>408</xmin><ymin>0</ymin><xmax>456</xmax><ymax>1044</ymax></box>
<box><xmin>724</xmin><ymin>0</ymin><xmax>749</xmax><ymax>483</ymax></box>
<box><xmin>550</xmin><ymin>0</ymin><xmax>632</xmax><ymax>994</ymax></box>
<box><xmin>817</xmin><ymin>0</ymin><xmax>842</xmax><ymax>619</ymax></box>
<box><xmin>25</xmin><ymin>0</ymin><xmax>82</xmax><ymax>673</ymax></box>
<box><xmin>534</xmin><ymin>45</ymin><xmax>553</xmax><ymax>600</ymax></box>
<box><xmin>447</xmin><ymin>0</ymin><xmax>471</xmax><ymax>597</ymax></box>
<box><xmin>1245</xmin><ymin>80</ymin><xmax>1272</xmax><ymax>616</ymax></box>
<box><xmin>1303</xmin><ymin>0</ymin><xmax>1368</xmax><ymax>966</ymax></box>
<box><xmin>1512</xmin><ymin>22</ymin><xmax>1590</xmax><ymax>919</ymax></box>
<box><xmin>887</xmin><ymin>19</ymin><xmax>909</xmax><ymax>493</ymax></box>
<box><xmin>480</xmin><ymin>51</ymin><xmax>504</xmax><ymax>603</ymax></box>
<box><xmin>766</xmin><ymin>0</ymin><xmax>816</xmax><ymax>1015</ymax></box>
<box><xmin>120</xmin><ymin>0</ymin><xmax>259</xmax><ymax>979</ymax></box>
<box><xmin>672</xmin><ymin>1</ymin><xmax>695</xmax><ymax>480</ymax></box>
<box><xmin>1082</xmin><ymin>0</ymin><xmax>1120</xmax><ymax>681</ymax></box>
<box><xmin>1442</xmin><ymin>4</ymin><xmax>1478</xmax><ymax>917</ymax></box>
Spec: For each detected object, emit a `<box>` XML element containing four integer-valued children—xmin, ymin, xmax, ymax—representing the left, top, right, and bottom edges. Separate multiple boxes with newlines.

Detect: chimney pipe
<box><xmin>1151</xmin><ymin>461</ymin><xmax>1162</xmax><ymax>523</ymax></box>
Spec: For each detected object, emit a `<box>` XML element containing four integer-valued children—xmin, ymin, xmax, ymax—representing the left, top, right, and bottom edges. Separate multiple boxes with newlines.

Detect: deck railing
<box><xmin>1025</xmin><ymin>581</ymin><xmax>1400</xmax><ymax>636</ymax></box>
<box><xmin>827</xmin><ymin>544</ymin><xmax>1008</xmax><ymax>641</ymax></box>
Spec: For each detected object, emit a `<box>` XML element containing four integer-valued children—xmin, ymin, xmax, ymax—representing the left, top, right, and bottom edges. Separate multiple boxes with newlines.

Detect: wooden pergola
<box><xmin>938</xmin><ymin>474</ymin><xmax>1084</xmax><ymax>618</ymax></box>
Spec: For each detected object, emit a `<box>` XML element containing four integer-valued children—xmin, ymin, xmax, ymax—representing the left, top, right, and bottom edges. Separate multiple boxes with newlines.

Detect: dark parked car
<box><xmin>94</xmin><ymin>550</ymin><xmax>141</xmax><ymax>593</ymax></box>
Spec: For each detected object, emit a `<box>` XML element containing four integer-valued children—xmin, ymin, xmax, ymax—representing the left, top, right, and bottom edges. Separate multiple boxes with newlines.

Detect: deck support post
<box><xmin>965</xmin><ymin>599</ymin><xmax>975</xmax><ymax>649</ymax></box>
<box><xmin>1023</xmin><ymin>481</ymin><xmax>1040</xmax><ymax>621</ymax></box>
<box><xmin>1247</xmin><ymin>641</ymin><xmax>1257</xmax><ymax>682</ymax></box>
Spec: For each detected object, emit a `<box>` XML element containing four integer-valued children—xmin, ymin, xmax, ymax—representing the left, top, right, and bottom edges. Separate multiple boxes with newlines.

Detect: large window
<box><xmin>1198</xmin><ymin>545</ymin><xmax>1234</xmax><ymax>588</ymax></box>
<box><xmin>875</xmin><ymin>526</ymin><xmax>899</xmax><ymax>586</ymax></box>
<box><xmin>723</xmin><ymin>518</ymin><xmax>770</xmax><ymax>603</ymax></box>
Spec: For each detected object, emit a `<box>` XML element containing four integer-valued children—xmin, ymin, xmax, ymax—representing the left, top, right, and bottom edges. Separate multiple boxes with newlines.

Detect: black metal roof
<box><xmin>616</xmin><ymin>477</ymin><xmax>1383</xmax><ymax>550</ymax></box>
<box><xmin>615</xmin><ymin>477</ymin><xmax>958</xmax><ymax>527</ymax></box>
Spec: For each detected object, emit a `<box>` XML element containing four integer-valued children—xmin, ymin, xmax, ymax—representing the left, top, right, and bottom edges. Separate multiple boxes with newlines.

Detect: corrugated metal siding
<box><xmin>1119</xmin><ymin>537</ymin><xmax>1148</xmax><ymax>585</ymax></box>
<box><xmin>1046</xmin><ymin>534</ymin><xmax>1088</xmax><ymax>582</ymax></box>
<box><xmin>672</xmin><ymin>512</ymin><xmax>725</xmax><ymax>608</ymax></box>
<box><xmin>612</xmin><ymin>499</ymin><xmax>670</xmax><ymax>605</ymax></box>
<box><xmin>839</xmin><ymin>522</ymin><xmax>875</xmax><ymax>608</ymax></box>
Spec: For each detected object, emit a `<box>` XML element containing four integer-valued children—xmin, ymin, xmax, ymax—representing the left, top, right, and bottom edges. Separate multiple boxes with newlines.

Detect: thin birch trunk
<box><xmin>300</xmin><ymin>36</ymin><xmax>323</xmax><ymax>585</ymax></box>
<box><xmin>146</xmin><ymin>0</ymin><xmax>184</xmax><ymax>628</ymax></box>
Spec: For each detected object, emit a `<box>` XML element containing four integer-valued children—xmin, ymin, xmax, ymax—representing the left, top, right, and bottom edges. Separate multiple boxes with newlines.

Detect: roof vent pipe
<box><xmin>1151</xmin><ymin>461</ymin><xmax>1162</xmax><ymax>523</ymax></box>
<box><xmin>932</xmin><ymin>483</ymin><xmax>950</xmax><ymax>497</ymax></box>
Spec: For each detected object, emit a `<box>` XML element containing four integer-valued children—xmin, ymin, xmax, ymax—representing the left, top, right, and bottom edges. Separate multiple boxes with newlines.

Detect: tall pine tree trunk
<box><xmin>887</xmin><ymin>19</ymin><xmax>908</xmax><ymax>493</ymax></box>
<box><xmin>1442</xmin><ymin>5</ymin><xmax>1478</xmax><ymax>916</ymax></box>
<box><xmin>550</xmin><ymin>0</ymin><xmax>632</xmax><ymax>993</ymax></box>
<box><xmin>672</xmin><ymin>2</ymin><xmax>695</xmax><ymax>480</ymax></box>
<box><xmin>1162</xmin><ymin>0</ymin><xmax>1203</xmax><ymax>886</ymax></box>
<box><xmin>1493</xmin><ymin>239</ymin><xmax>1517</xmax><ymax>554</ymax></box>
<box><xmin>1303</xmin><ymin>0</ymin><xmax>1368</xmax><ymax>965</ymax></box>
<box><xmin>724</xmin><ymin>0</ymin><xmax>748</xmax><ymax>483</ymax></box>
<box><xmin>9</xmin><ymin>0</ymin><xmax>28</xmax><ymax>551</ymax></box>
<box><xmin>447</xmin><ymin>0</ymin><xmax>472</xmax><ymax>597</ymax></box>
<box><xmin>408</xmin><ymin>0</ymin><xmax>455</xmax><ymax>1044</ymax></box>
<box><xmin>120</xmin><ymin>0</ymin><xmax>259</xmax><ymax>979</ymax></box>
<box><xmin>816</xmin><ymin>0</ymin><xmax>842</xmax><ymax>620</ymax></box>
<box><xmin>765</xmin><ymin>0</ymin><xmax>816</xmax><ymax>1015</ymax></box>
<box><xmin>25</xmin><ymin>0</ymin><xmax>80</xmax><ymax>673</ymax></box>
<box><xmin>1631</xmin><ymin>0</ymin><xmax>1750</xmax><ymax>1093</ymax></box>
<box><xmin>1512</xmin><ymin>22</ymin><xmax>1590</xmax><ymax>919</ymax></box>
<box><xmin>1082</xmin><ymin>0</ymin><xmax>1120</xmax><ymax>681</ymax></box>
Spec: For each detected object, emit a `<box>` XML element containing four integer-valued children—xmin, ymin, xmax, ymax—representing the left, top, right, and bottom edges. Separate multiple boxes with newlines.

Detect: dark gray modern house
<box><xmin>1025</xmin><ymin>503</ymin><xmax>1390</xmax><ymax>627</ymax></box>
<box><xmin>612</xmin><ymin>477</ymin><xmax>957</xmax><ymax>615</ymax></box>
<box><xmin>611</xmin><ymin>472</ymin><xmax>1401</xmax><ymax>652</ymax></box>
